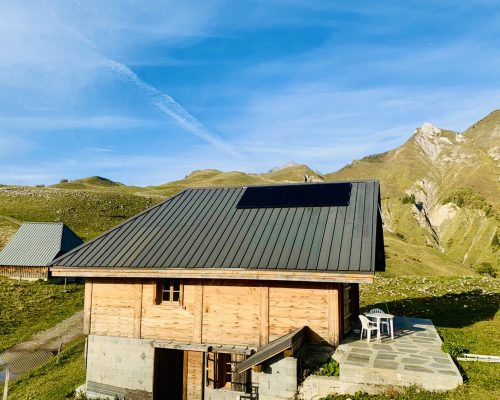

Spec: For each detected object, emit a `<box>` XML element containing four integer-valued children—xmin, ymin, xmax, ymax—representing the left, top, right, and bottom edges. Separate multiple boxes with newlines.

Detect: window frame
<box><xmin>342</xmin><ymin>283</ymin><xmax>352</xmax><ymax>333</ymax></box>
<box><xmin>205</xmin><ymin>352</ymin><xmax>249</xmax><ymax>393</ymax></box>
<box><xmin>156</xmin><ymin>279</ymin><xmax>183</xmax><ymax>306</ymax></box>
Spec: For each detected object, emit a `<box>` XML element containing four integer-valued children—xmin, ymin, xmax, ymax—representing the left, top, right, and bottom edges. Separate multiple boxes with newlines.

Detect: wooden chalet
<box><xmin>0</xmin><ymin>222</ymin><xmax>83</xmax><ymax>280</ymax></box>
<box><xmin>51</xmin><ymin>181</ymin><xmax>385</xmax><ymax>400</ymax></box>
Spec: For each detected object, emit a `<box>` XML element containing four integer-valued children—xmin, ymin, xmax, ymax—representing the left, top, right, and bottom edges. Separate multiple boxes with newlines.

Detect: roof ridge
<box><xmin>177</xmin><ymin>179</ymin><xmax>379</xmax><ymax>191</ymax></box>
<box><xmin>21</xmin><ymin>222</ymin><xmax>64</xmax><ymax>225</ymax></box>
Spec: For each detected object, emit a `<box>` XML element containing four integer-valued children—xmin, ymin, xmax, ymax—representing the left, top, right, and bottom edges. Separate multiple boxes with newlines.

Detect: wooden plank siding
<box><xmin>0</xmin><ymin>266</ymin><xmax>49</xmax><ymax>280</ymax></box>
<box><xmin>88</xmin><ymin>278</ymin><xmax>343</xmax><ymax>347</ymax></box>
<box><xmin>185</xmin><ymin>351</ymin><xmax>203</xmax><ymax>400</ymax></box>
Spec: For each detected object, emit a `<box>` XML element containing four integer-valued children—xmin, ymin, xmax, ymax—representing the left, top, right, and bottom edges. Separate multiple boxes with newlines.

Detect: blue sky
<box><xmin>1</xmin><ymin>0</ymin><xmax>499</xmax><ymax>186</ymax></box>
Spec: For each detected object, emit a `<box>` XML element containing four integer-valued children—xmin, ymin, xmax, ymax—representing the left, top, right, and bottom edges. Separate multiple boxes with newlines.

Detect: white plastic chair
<box><xmin>369</xmin><ymin>308</ymin><xmax>390</xmax><ymax>334</ymax></box>
<box><xmin>359</xmin><ymin>315</ymin><xmax>379</xmax><ymax>343</ymax></box>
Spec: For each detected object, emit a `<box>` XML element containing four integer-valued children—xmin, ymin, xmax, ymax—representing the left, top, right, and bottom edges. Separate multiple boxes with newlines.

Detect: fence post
<box><xmin>3</xmin><ymin>367</ymin><xmax>9</xmax><ymax>400</ymax></box>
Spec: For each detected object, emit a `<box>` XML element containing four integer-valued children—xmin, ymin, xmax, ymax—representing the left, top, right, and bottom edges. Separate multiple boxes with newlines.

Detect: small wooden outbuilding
<box><xmin>51</xmin><ymin>181</ymin><xmax>385</xmax><ymax>400</ymax></box>
<box><xmin>0</xmin><ymin>222</ymin><xmax>83</xmax><ymax>280</ymax></box>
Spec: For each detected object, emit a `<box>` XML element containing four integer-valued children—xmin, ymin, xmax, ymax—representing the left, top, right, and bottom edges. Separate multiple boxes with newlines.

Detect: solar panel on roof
<box><xmin>236</xmin><ymin>182</ymin><xmax>351</xmax><ymax>209</ymax></box>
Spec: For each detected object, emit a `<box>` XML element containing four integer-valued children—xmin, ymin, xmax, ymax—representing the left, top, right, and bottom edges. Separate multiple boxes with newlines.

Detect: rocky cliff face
<box><xmin>326</xmin><ymin>110</ymin><xmax>499</xmax><ymax>274</ymax></box>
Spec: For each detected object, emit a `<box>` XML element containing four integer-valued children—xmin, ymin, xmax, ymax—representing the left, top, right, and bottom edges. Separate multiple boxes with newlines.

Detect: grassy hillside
<box><xmin>52</xmin><ymin>176</ymin><xmax>124</xmax><ymax>190</ymax></box>
<box><xmin>0</xmin><ymin>186</ymin><xmax>161</xmax><ymax>241</ymax></box>
<box><xmin>0</xmin><ymin>111</ymin><xmax>498</xmax><ymax>275</ymax></box>
<box><xmin>6</xmin><ymin>338</ymin><xmax>86</xmax><ymax>400</ymax></box>
<box><xmin>0</xmin><ymin>277</ymin><xmax>84</xmax><ymax>352</ymax></box>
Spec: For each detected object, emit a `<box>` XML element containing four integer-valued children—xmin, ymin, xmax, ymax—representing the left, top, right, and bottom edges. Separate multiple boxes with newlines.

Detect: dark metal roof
<box><xmin>52</xmin><ymin>181</ymin><xmax>384</xmax><ymax>273</ymax></box>
<box><xmin>236</xmin><ymin>326</ymin><xmax>307</xmax><ymax>373</ymax></box>
<box><xmin>0</xmin><ymin>223</ymin><xmax>83</xmax><ymax>267</ymax></box>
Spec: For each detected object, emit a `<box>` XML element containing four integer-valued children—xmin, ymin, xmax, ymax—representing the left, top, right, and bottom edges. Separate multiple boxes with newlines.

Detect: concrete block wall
<box><xmin>204</xmin><ymin>387</ymin><xmax>246</xmax><ymax>400</ymax></box>
<box><xmin>254</xmin><ymin>357</ymin><xmax>298</xmax><ymax>400</ymax></box>
<box><xmin>86</xmin><ymin>335</ymin><xmax>155</xmax><ymax>399</ymax></box>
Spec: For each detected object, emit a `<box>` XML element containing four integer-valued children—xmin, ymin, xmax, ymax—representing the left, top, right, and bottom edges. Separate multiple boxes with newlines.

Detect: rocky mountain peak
<box><xmin>417</xmin><ymin>122</ymin><xmax>442</xmax><ymax>137</ymax></box>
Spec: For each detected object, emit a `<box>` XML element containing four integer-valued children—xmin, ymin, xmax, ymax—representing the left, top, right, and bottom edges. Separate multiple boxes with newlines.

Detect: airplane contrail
<box><xmin>103</xmin><ymin>59</ymin><xmax>241</xmax><ymax>158</ymax></box>
<box><xmin>41</xmin><ymin>0</ymin><xmax>241</xmax><ymax>157</ymax></box>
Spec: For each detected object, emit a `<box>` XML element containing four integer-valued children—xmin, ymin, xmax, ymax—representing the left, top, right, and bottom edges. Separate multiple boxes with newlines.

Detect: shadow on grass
<box><xmin>362</xmin><ymin>289</ymin><xmax>500</xmax><ymax>329</ymax></box>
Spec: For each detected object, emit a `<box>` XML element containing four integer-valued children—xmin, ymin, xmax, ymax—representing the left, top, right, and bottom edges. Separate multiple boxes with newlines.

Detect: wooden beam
<box><xmin>83</xmin><ymin>279</ymin><xmax>93</xmax><ymax>335</ymax></box>
<box><xmin>327</xmin><ymin>283</ymin><xmax>340</xmax><ymax>347</ymax></box>
<box><xmin>259</xmin><ymin>285</ymin><xmax>269</xmax><ymax>346</ymax></box>
<box><xmin>183</xmin><ymin>351</ymin><xmax>188</xmax><ymax>400</ymax></box>
<box><xmin>133</xmin><ymin>281</ymin><xmax>143</xmax><ymax>338</ymax></box>
<box><xmin>51</xmin><ymin>267</ymin><xmax>375</xmax><ymax>283</ymax></box>
<box><xmin>193</xmin><ymin>283</ymin><xmax>203</xmax><ymax>343</ymax></box>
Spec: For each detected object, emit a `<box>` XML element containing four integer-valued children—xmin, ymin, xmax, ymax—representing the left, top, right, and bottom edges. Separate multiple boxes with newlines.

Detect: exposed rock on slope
<box><xmin>326</xmin><ymin>110</ymin><xmax>499</xmax><ymax>273</ymax></box>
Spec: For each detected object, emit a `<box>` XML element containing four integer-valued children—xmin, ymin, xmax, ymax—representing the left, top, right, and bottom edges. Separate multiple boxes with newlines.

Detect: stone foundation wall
<box><xmin>204</xmin><ymin>387</ymin><xmax>246</xmax><ymax>400</ymax></box>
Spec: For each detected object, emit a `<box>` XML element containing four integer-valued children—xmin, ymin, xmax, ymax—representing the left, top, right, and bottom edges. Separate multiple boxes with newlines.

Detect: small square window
<box><xmin>156</xmin><ymin>279</ymin><xmax>182</xmax><ymax>305</ymax></box>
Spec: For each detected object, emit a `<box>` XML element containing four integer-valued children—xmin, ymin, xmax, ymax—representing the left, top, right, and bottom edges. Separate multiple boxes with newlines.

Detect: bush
<box><xmin>475</xmin><ymin>262</ymin><xmax>496</xmax><ymax>278</ymax></box>
<box><xmin>491</xmin><ymin>232</ymin><xmax>500</xmax><ymax>250</ymax></box>
<box><xmin>400</xmin><ymin>194</ymin><xmax>416</xmax><ymax>204</ymax></box>
<box><xmin>443</xmin><ymin>188</ymin><xmax>494</xmax><ymax>216</ymax></box>
<box><xmin>60</xmin><ymin>179</ymin><xmax>69</xmax><ymax>183</ymax></box>
<box><xmin>315</xmin><ymin>358</ymin><xmax>340</xmax><ymax>376</ymax></box>
<box><xmin>395</xmin><ymin>232</ymin><xmax>406</xmax><ymax>241</ymax></box>
<box><xmin>361</xmin><ymin>152</ymin><xmax>387</xmax><ymax>163</ymax></box>
<box><xmin>441</xmin><ymin>341</ymin><xmax>468</xmax><ymax>358</ymax></box>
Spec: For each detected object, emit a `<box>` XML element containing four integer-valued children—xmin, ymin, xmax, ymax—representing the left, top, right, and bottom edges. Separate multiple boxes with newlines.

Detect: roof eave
<box><xmin>50</xmin><ymin>267</ymin><xmax>375</xmax><ymax>283</ymax></box>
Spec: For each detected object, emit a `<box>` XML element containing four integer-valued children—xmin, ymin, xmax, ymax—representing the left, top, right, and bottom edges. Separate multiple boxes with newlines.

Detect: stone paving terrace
<box><xmin>333</xmin><ymin>317</ymin><xmax>463</xmax><ymax>392</ymax></box>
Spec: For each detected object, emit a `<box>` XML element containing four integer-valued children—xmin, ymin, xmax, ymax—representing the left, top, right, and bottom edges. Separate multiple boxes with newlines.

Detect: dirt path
<box><xmin>0</xmin><ymin>310</ymin><xmax>84</xmax><ymax>378</ymax></box>
<box><xmin>10</xmin><ymin>310</ymin><xmax>84</xmax><ymax>352</ymax></box>
<box><xmin>0</xmin><ymin>214</ymin><xmax>22</xmax><ymax>226</ymax></box>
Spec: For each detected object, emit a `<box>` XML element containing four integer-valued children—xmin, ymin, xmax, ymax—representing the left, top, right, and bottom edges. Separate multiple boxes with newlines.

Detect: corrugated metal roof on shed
<box><xmin>52</xmin><ymin>181</ymin><xmax>384</xmax><ymax>273</ymax></box>
<box><xmin>0</xmin><ymin>223</ymin><xmax>83</xmax><ymax>267</ymax></box>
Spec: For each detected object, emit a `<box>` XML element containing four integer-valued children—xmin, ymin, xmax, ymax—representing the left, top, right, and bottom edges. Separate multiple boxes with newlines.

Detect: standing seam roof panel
<box><xmin>171</xmin><ymin>189</ymin><xmax>241</xmax><ymax>268</ymax></box>
<box><xmin>80</xmin><ymin>189</ymin><xmax>189</xmax><ymax>266</ymax></box>
<box><xmin>266</xmin><ymin>208</ymin><xmax>297</xmax><ymax>270</ymax></box>
<box><xmin>51</xmin><ymin>181</ymin><xmax>382</xmax><ymax>274</ymax></box>
<box><xmin>305</xmin><ymin>207</ymin><xmax>329</xmax><ymax>270</ymax></box>
<box><xmin>248</xmin><ymin>208</ymin><xmax>283</xmax><ymax>269</ymax></box>
<box><xmin>136</xmin><ymin>189</ymin><xmax>209</xmax><ymax>267</ymax></box>
<box><xmin>239</xmin><ymin>208</ymin><xmax>276</xmax><ymax>268</ymax></box>
<box><xmin>203</xmin><ymin>192</ymin><xmax>250</xmax><ymax>268</ymax></box>
<box><xmin>296</xmin><ymin>207</ymin><xmax>322</xmax><ymax>270</ymax></box>
<box><xmin>328</xmin><ymin>205</ymin><xmax>346</xmax><ymax>269</ymax></box>
<box><xmin>337</xmin><ymin>183</ymin><xmax>359</xmax><ymax>271</ymax></box>
<box><xmin>141</xmin><ymin>189</ymin><xmax>212</xmax><ymax>267</ymax></box>
<box><xmin>316</xmin><ymin>207</ymin><xmax>338</xmax><ymax>271</ymax></box>
<box><xmin>229</xmin><ymin>207</ymin><xmax>269</xmax><ymax>268</ymax></box>
<box><xmin>254</xmin><ymin>208</ymin><xmax>287</xmax><ymax>270</ymax></box>
<box><xmin>184</xmin><ymin>189</ymin><xmax>242</xmax><ymax>268</ymax></box>
<box><xmin>288</xmin><ymin>207</ymin><xmax>316</xmax><ymax>270</ymax></box>
<box><xmin>179</xmin><ymin>191</ymin><xmax>245</xmax><ymax>268</ymax></box>
<box><xmin>125</xmin><ymin>190</ymin><xmax>200</xmax><ymax>267</ymax></box>
<box><xmin>101</xmin><ymin>195</ymin><xmax>179</xmax><ymax>267</ymax></box>
<box><xmin>276</xmin><ymin>208</ymin><xmax>306</xmax><ymax>269</ymax></box>
<box><xmin>153</xmin><ymin>188</ymin><xmax>223</xmax><ymax>267</ymax></box>
<box><xmin>359</xmin><ymin>181</ymin><xmax>375</xmax><ymax>270</ymax></box>
<box><xmin>349</xmin><ymin>182</ymin><xmax>367</xmax><ymax>271</ymax></box>
<box><xmin>219</xmin><ymin>206</ymin><xmax>261</xmax><ymax>269</ymax></box>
